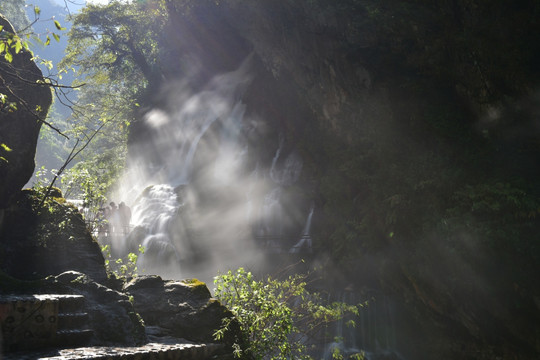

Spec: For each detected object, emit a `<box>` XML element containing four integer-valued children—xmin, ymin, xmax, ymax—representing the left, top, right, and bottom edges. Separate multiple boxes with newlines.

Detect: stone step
<box><xmin>55</xmin><ymin>329</ymin><xmax>94</xmax><ymax>348</ymax></box>
<box><xmin>56</xmin><ymin>295</ymin><xmax>86</xmax><ymax>314</ymax></box>
<box><xmin>0</xmin><ymin>294</ymin><xmax>91</xmax><ymax>352</ymax></box>
<box><xmin>57</xmin><ymin>312</ymin><xmax>90</xmax><ymax>330</ymax></box>
<box><xmin>2</xmin><ymin>341</ymin><xmax>226</xmax><ymax>360</ymax></box>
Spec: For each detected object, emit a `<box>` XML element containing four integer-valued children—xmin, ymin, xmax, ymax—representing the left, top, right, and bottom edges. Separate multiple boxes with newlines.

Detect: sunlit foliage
<box><xmin>214</xmin><ymin>267</ymin><xmax>363</xmax><ymax>360</ymax></box>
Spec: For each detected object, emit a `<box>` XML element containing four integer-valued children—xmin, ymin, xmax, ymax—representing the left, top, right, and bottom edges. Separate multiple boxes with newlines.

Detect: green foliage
<box><xmin>101</xmin><ymin>244</ymin><xmax>145</xmax><ymax>280</ymax></box>
<box><xmin>213</xmin><ymin>268</ymin><xmax>362</xmax><ymax>360</ymax></box>
<box><xmin>444</xmin><ymin>181</ymin><xmax>540</xmax><ymax>255</ymax></box>
<box><xmin>61</xmin><ymin>0</ymin><xmax>166</xmax><ymax>90</ymax></box>
<box><xmin>53</xmin><ymin>2</ymin><xmax>157</xmax><ymax>193</ymax></box>
<box><xmin>0</xmin><ymin>0</ymin><xmax>31</xmax><ymax>32</ymax></box>
<box><xmin>1</xmin><ymin>1</ymin><xmax>67</xmax><ymax>130</ymax></box>
<box><xmin>24</xmin><ymin>185</ymin><xmax>83</xmax><ymax>249</ymax></box>
<box><xmin>60</xmin><ymin>147</ymin><xmax>125</xmax><ymax>232</ymax></box>
<box><xmin>0</xmin><ymin>3</ymin><xmax>64</xmax><ymax>62</ymax></box>
<box><xmin>0</xmin><ymin>142</ymin><xmax>12</xmax><ymax>163</ymax></box>
<box><xmin>451</xmin><ymin>182</ymin><xmax>539</xmax><ymax>219</ymax></box>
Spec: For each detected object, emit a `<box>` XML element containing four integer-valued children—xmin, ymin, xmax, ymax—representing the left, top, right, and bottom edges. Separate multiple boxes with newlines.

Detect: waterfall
<box><xmin>213</xmin><ymin>102</ymin><xmax>247</xmax><ymax>185</ymax></box>
<box><xmin>259</xmin><ymin>187</ymin><xmax>283</xmax><ymax>252</ymax></box>
<box><xmin>289</xmin><ymin>205</ymin><xmax>314</xmax><ymax>253</ymax></box>
<box><xmin>270</xmin><ymin>134</ymin><xmax>285</xmax><ymax>184</ymax></box>
<box><xmin>322</xmin><ymin>292</ymin><xmax>405</xmax><ymax>360</ymax></box>
<box><xmin>270</xmin><ymin>135</ymin><xmax>303</xmax><ymax>186</ymax></box>
<box><xmin>174</xmin><ymin>109</ymin><xmax>220</xmax><ymax>185</ymax></box>
<box><xmin>114</xmin><ymin>58</ymin><xmax>258</xmax><ymax>279</ymax></box>
<box><xmin>116</xmin><ymin>54</ymin><xmax>313</xmax><ymax>279</ymax></box>
<box><xmin>128</xmin><ymin>184</ymin><xmax>182</xmax><ymax>277</ymax></box>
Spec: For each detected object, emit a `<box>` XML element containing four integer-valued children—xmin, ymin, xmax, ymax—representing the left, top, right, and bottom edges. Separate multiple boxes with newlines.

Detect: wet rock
<box><xmin>124</xmin><ymin>275</ymin><xmax>239</xmax><ymax>345</ymax></box>
<box><xmin>40</xmin><ymin>271</ymin><xmax>147</xmax><ymax>346</ymax></box>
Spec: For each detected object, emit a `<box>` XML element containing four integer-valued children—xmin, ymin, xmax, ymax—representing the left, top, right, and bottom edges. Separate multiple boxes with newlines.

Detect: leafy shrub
<box><xmin>101</xmin><ymin>244</ymin><xmax>145</xmax><ymax>280</ymax></box>
<box><xmin>213</xmin><ymin>267</ymin><xmax>363</xmax><ymax>360</ymax></box>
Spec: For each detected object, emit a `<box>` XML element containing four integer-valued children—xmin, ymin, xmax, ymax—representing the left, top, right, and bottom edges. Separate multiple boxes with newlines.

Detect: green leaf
<box><xmin>1</xmin><ymin>143</ymin><xmax>13</xmax><ymax>152</ymax></box>
<box><xmin>41</xmin><ymin>59</ymin><xmax>53</xmax><ymax>70</ymax></box>
<box><xmin>53</xmin><ymin>33</ymin><xmax>60</xmax><ymax>42</ymax></box>
<box><xmin>45</xmin><ymin>35</ymin><xmax>50</xmax><ymax>46</ymax></box>
<box><xmin>54</xmin><ymin>20</ymin><xmax>63</xmax><ymax>30</ymax></box>
<box><xmin>0</xmin><ymin>42</ymin><xmax>5</xmax><ymax>53</ymax></box>
<box><xmin>34</xmin><ymin>6</ymin><xmax>41</xmax><ymax>15</ymax></box>
<box><xmin>32</xmin><ymin>35</ymin><xmax>44</xmax><ymax>46</ymax></box>
<box><xmin>4</xmin><ymin>51</ymin><xmax>13</xmax><ymax>63</ymax></box>
<box><xmin>14</xmin><ymin>40</ymin><xmax>22</xmax><ymax>54</ymax></box>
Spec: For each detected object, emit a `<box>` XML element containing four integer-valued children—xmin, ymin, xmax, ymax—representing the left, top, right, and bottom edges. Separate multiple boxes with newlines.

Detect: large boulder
<box><xmin>39</xmin><ymin>271</ymin><xmax>147</xmax><ymax>346</ymax></box>
<box><xmin>0</xmin><ymin>189</ymin><xmax>108</xmax><ymax>283</ymax></box>
<box><xmin>124</xmin><ymin>275</ymin><xmax>240</xmax><ymax>345</ymax></box>
<box><xmin>0</xmin><ymin>14</ymin><xmax>52</xmax><ymax>210</ymax></box>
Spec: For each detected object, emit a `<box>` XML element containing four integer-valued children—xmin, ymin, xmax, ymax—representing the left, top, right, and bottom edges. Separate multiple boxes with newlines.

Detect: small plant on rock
<box><xmin>101</xmin><ymin>244</ymin><xmax>145</xmax><ymax>280</ymax></box>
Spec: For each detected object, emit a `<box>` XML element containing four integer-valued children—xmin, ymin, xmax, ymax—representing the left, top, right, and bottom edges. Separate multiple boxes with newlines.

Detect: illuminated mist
<box><xmin>111</xmin><ymin>56</ymin><xmax>313</xmax><ymax>282</ymax></box>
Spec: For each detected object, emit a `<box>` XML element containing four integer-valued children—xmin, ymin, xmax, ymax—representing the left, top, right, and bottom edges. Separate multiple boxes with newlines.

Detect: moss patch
<box><xmin>181</xmin><ymin>278</ymin><xmax>211</xmax><ymax>298</ymax></box>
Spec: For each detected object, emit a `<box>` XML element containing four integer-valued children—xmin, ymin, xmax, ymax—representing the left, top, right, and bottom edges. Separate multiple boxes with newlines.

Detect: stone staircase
<box><xmin>0</xmin><ymin>294</ymin><xmax>93</xmax><ymax>352</ymax></box>
<box><xmin>56</xmin><ymin>295</ymin><xmax>94</xmax><ymax>348</ymax></box>
<box><xmin>1</xmin><ymin>294</ymin><xmax>228</xmax><ymax>360</ymax></box>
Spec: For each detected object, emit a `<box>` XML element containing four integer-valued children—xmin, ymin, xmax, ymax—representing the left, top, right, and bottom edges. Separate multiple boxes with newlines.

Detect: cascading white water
<box><xmin>322</xmin><ymin>294</ymin><xmax>361</xmax><ymax>360</ymax></box>
<box><xmin>270</xmin><ymin>134</ymin><xmax>303</xmax><ymax>187</ymax></box>
<box><xmin>323</xmin><ymin>292</ymin><xmax>405</xmax><ymax>360</ymax></box>
<box><xmin>289</xmin><ymin>205</ymin><xmax>314</xmax><ymax>253</ymax></box>
<box><xmin>270</xmin><ymin>134</ymin><xmax>285</xmax><ymax>184</ymax></box>
<box><xmin>259</xmin><ymin>187</ymin><xmax>283</xmax><ymax>252</ymax></box>
<box><xmin>115</xmin><ymin>54</ymin><xmax>312</xmax><ymax>280</ymax></box>
<box><xmin>115</xmin><ymin>58</ymin><xmax>262</xmax><ymax>279</ymax></box>
<box><xmin>213</xmin><ymin>102</ymin><xmax>247</xmax><ymax>185</ymax></box>
<box><xmin>129</xmin><ymin>184</ymin><xmax>182</xmax><ymax>276</ymax></box>
<box><xmin>131</xmin><ymin>96</ymin><xmax>250</xmax><ymax>277</ymax></box>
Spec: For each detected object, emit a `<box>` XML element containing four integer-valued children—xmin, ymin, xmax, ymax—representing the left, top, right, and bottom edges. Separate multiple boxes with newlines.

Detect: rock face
<box><xmin>124</xmin><ymin>275</ymin><xmax>239</xmax><ymax>345</ymax></box>
<box><xmin>129</xmin><ymin>2</ymin><xmax>540</xmax><ymax>359</ymax></box>
<box><xmin>0</xmin><ymin>190</ymin><xmax>236</xmax><ymax>352</ymax></box>
<box><xmin>0</xmin><ymin>189</ymin><xmax>108</xmax><ymax>283</ymax></box>
<box><xmin>40</xmin><ymin>271</ymin><xmax>147</xmax><ymax>346</ymax></box>
<box><xmin>0</xmin><ymin>14</ymin><xmax>52</xmax><ymax>210</ymax></box>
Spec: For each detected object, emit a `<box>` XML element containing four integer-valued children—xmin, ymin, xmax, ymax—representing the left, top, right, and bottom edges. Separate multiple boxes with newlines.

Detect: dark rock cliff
<box><xmin>127</xmin><ymin>1</ymin><xmax>540</xmax><ymax>359</ymax></box>
<box><xmin>0</xmin><ymin>14</ymin><xmax>52</xmax><ymax>211</ymax></box>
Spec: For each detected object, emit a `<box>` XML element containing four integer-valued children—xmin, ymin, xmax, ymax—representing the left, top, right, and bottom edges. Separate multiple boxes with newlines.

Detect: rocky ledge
<box><xmin>2</xmin><ymin>339</ymin><xmax>226</xmax><ymax>360</ymax></box>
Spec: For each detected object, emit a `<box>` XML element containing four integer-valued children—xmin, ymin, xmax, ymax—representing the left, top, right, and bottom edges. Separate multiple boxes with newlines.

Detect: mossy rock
<box><xmin>181</xmin><ymin>278</ymin><xmax>211</xmax><ymax>298</ymax></box>
<box><xmin>0</xmin><ymin>189</ymin><xmax>107</xmax><ymax>283</ymax></box>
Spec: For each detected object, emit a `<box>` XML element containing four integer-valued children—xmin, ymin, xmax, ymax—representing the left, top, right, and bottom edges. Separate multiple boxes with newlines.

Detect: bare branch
<box><xmin>38</xmin><ymin>119</ymin><xmax>109</xmax><ymax>208</ymax></box>
<box><xmin>0</xmin><ymin>73</ymin><xmax>69</xmax><ymax>138</ymax></box>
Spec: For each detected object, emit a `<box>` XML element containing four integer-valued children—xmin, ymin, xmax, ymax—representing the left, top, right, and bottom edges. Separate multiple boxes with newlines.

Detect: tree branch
<box><xmin>0</xmin><ymin>73</ymin><xmax>69</xmax><ymax>139</ymax></box>
<box><xmin>38</xmin><ymin>120</ymin><xmax>108</xmax><ymax>208</ymax></box>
